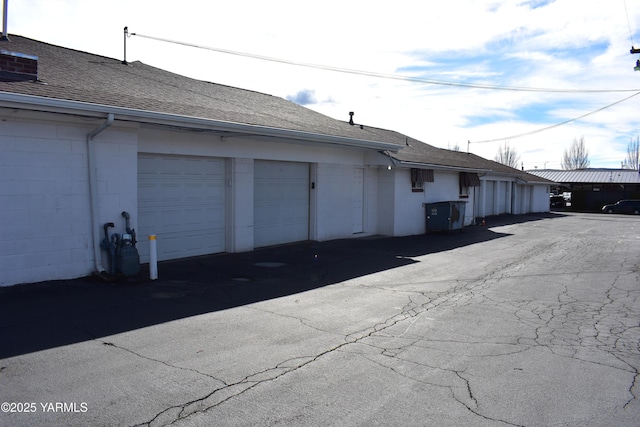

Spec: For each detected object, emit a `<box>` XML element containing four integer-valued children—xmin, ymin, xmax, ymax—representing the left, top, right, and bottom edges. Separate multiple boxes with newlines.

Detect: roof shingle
<box><xmin>0</xmin><ymin>35</ymin><xmax>407</xmax><ymax>146</ymax></box>
<box><xmin>0</xmin><ymin>34</ymin><xmax>555</xmax><ymax>184</ymax></box>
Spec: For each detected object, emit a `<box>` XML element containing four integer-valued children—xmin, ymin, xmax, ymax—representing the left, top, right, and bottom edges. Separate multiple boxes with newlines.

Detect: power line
<box><xmin>623</xmin><ymin>0</ymin><xmax>636</xmax><ymax>47</ymax></box>
<box><xmin>469</xmin><ymin>91</ymin><xmax>640</xmax><ymax>144</ymax></box>
<box><xmin>130</xmin><ymin>32</ymin><xmax>640</xmax><ymax>94</ymax></box>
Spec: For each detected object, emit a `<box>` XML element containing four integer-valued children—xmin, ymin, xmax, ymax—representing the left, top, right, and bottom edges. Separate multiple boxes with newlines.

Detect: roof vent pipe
<box><xmin>349</xmin><ymin>111</ymin><xmax>354</xmax><ymax>125</ymax></box>
<box><xmin>122</xmin><ymin>26</ymin><xmax>128</xmax><ymax>64</ymax></box>
<box><xmin>1</xmin><ymin>0</ymin><xmax>9</xmax><ymax>41</ymax></box>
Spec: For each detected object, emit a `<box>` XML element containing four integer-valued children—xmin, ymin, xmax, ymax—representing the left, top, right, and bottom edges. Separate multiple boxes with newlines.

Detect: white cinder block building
<box><xmin>0</xmin><ymin>35</ymin><xmax>551</xmax><ymax>286</ymax></box>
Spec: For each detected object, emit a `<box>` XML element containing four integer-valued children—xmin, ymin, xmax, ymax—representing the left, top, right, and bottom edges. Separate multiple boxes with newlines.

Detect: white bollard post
<box><xmin>149</xmin><ymin>234</ymin><xmax>158</xmax><ymax>280</ymax></box>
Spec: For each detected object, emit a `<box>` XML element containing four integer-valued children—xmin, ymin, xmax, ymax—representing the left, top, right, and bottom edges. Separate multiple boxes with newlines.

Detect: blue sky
<box><xmin>4</xmin><ymin>0</ymin><xmax>640</xmax><ymax>168</ymax></box>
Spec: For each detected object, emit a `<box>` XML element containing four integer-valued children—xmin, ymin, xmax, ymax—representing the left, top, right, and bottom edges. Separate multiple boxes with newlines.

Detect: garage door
<box><xmin>497</xmin><ymin>181</ymin><xmax>507</xmax><ymax>214</ymax></box>
<box><xmin>254</xmin><ymin>160</ymin><xmax>309</xmax><ymax>247</ymax></box>
<box><xmin>484</xmin><ymin>181</ymin><xmax>495</xmax><ymax>216</ymax></box>
<box><xmin>137</xmin><ymin>154</ymin><xmax>226</xmax><ymax>262</ymax></box>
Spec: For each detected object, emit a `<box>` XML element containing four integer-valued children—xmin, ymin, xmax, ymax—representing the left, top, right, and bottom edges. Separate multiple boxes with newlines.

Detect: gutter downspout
<box><xmin>87</xmin><ymin>113</ymin><xmax>114</xmax><ymax>274</ymax></box>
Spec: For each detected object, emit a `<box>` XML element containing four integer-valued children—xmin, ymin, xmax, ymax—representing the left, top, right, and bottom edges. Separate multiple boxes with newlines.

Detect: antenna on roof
<box><xmin>1</xmin><ymin>0</ymin><xmax>9</xmax><ymax>41</ymax></box>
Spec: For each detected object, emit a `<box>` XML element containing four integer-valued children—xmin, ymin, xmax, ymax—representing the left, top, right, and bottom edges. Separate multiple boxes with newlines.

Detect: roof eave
<box><xmin>391</xmin><ymin>159</ymin><xmax>492</xmax><ymax>174</ymax></box>
<box><xmin>517</xmin><ymin>177</ymin><xmax>557</xmax><ymax>185</ymax></box>
<box><xmin>0</xmin><ymin>91</ymin><xmax>402</xmax><ymax>152</ymax></box>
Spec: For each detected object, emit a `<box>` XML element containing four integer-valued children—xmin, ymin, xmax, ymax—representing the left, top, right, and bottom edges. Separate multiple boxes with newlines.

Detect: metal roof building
<box><xmin>527</xmin><ymin>169</ymin><xmax>640</xmax><ymax>184</ymax></box>
<box><xmin>527</xmin><ymin>169</ymin><xmax>640</xmax><ymax>211</ymax></box>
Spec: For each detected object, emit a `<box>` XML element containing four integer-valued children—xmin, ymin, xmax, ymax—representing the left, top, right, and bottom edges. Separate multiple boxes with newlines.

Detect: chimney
<box><xmin>0</xmin><ymin>49</ymin><xmax>38</xmax><ymax>82</ymax></box>
<box><xmin>349</xmin><ymin>111</ymin><xmax>354</xmax><ymax>125</ymax></box>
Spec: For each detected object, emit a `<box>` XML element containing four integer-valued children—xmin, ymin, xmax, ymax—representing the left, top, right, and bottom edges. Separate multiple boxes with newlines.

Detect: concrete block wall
<box><xmin>0</xmin><ymin>113</ymin><xmax>137</xmax><ymax>286</ymax></box>
<box><xmin>0</xmin><ymin>116</ymin><xmax>91</xmax><ymax>285</ymax></box>
<box><xmin>93</xmin><ymin>128</ymin><xmax>138</xmax><ymax>271</ymax></box>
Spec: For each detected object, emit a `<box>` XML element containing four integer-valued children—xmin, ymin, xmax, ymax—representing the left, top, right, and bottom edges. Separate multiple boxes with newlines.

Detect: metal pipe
<box><xmin>2</xmin><ymin>0</ymin><xmax>9</xmax><ymax>41</ymax></box>
<box><xmin>122</xmin><ymin>27</ymin><xmax>128</xmax><ymax>65</ymax></box>
<box><xmin>87</xmin><ymin>113</ymin><xmax>114</xmax><ymax>274</ymax></box>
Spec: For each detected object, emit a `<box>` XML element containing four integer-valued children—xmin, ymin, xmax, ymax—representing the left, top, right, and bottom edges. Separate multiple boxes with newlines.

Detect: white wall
<box><xmin>0</xmin><ymin>112</ymin><xmax>137</xmax><ymax>286</ymax></box>
<box><xmin>376</xmin><ymin>167</ymin><xmax>396</xmax><ymax>236</ymax></box>
<box><xmin>3</xmin><ymin>116</ymin><xmax>391</xmax><ymax>285</ymax></box>
<box><xmin>364</xmin><ymin>167</ymin><xmax>379</xmax><ymax>236</ymax></box>
<box><xmin>380</xmin><ymin>169</ymin><xmax>476</xmax><ymax>237</ymax></box>
<box><xmin>137</xmin><ymin>127</ymin><xmax>369</xmax><ymax>166</ymax></box>
<box><xmin>391</xmin><ymin>169</ymin><xmax>424</xmax><ymax>236</ymax></box>
<box><xmin>424</xmin><ymin>171</ymin><xmax>476</xmax><ymax>226</ymax></box>
<box><xmin>531</xmin><ymin>185</ymin><xmax>551</xmax><ymax>213</ymax></box>
<box><xmin>6</xmin><ymin>113</ymin><xmax>555</xmax><ymax>286</ymax></box>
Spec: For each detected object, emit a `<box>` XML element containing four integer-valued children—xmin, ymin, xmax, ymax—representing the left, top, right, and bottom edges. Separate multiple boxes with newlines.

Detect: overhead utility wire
<box><xmin>131</xmin><ymin>32</ymin><xmax>640</xmax><ymax>94</ymax></box>
<box><xmin>469</xmin><ymin>90</ymin><xmax>640</xmax><ymax>144</ymax></box>
<box><xmin>623</xmin><ymin>0</ymin><xmax>635</xmax><ymax>47</ymax></box>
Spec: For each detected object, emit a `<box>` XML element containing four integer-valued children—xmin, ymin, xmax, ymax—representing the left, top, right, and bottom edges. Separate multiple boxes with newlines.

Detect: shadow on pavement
<box><xmin>0</xmin><ymin>213</ymin><xmax>563</xmax><ymax>359</ymax></box>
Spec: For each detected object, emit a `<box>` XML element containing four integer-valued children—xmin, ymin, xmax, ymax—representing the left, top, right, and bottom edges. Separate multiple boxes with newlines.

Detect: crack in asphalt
<box><xmin>125</xmin><ymin>230</ymin><xmax>638</xmax><ymax>426</ymax></box>
<box><xmin>348</xmin><ymin>235</ymin><xmax>640</xmax><ymax>424</ymax></box>
<box><xmin>130</xmin><ymin>353</ymin><xmax>322</xmax><ymax>427</ymax></box>
<box><xmin>130</xmin><ymin>274</ymin><xmax>521</xmax><ymax>426</ymax></box>
<box><xmin>129</xmin><ymin>289</ymin><xmax>468</xmax><ymax>425</ymax></box>
<box><xmin>99</xmin><ymin>341</ymin><xmax>227</xmax><ymax>385</ymax></box>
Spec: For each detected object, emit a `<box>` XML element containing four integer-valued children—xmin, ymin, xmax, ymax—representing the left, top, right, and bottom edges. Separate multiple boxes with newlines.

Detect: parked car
<box><xmin>550</xmin><ymin>194</ymin><xmax>565</xmax><ymax>208</ymax></box>
<box><xmin>601</xmin><ymin>200</ymin><xmax>640</xmax><ymax>214</ymax></box>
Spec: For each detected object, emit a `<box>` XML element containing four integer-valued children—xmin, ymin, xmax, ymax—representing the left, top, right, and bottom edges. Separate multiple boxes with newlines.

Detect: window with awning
<box><xmin>411</xmin><ymin>168</ymin><xmax>435</xmax><ymax>183</ymax></box>
<box><xmin>459</xmin><ymin>172</ymin><xmax>480</xmax><ymax>187</ymax></box>
<box><xmin>411</xmin><ymin>168</ymin><xmax>435</xmax><ymax>191</ymax></box>
<box><xmin>459</xmin><ymin>172</ymin><xmax>480</xmax><ymax>197</ymax></box>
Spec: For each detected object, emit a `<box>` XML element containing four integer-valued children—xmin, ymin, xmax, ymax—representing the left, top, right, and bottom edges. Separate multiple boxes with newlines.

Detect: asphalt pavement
<box><xmin>1</xmin><ymin>212</ymin><xmax>639</xmax><ymax>426</ymax></box>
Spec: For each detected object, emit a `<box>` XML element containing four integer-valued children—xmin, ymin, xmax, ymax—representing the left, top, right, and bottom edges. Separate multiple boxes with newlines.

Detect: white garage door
<box><xmin>497</xmin><ymin>181</ymin><xmax>508</xmax><ymax>214</ymax></box>
<box><xmin>254</xmin><ymin>160</ymin><xmax>309</xmax><ymax>247</ymax></box>
<box><xmin>484</xmin><ymin>181</ymin><xmax>495</xmax><ymax>216</ymax></box>
<box><xmin>137</xmin><ymin>154</ymin><xmax>226</xmax><ymax>262</ymax></box>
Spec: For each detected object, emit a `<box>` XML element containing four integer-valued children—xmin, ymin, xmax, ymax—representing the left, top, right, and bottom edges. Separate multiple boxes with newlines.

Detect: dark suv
<box><xmin>601</xmin><ymin>200</ymin><xmax>640</xmax><ymax>214</ymax></box>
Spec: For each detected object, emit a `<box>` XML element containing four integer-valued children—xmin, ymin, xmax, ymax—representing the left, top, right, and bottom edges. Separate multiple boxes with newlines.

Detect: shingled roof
<box><xmin>0</xmin><ymin>34</ymin><xmax>407</xmax><ymax>148</ymax></box>
<box><xmin>0</xmin><ymin>34</ymin><xmax>555</xmax><ymax>185</ymax></box>
<box><xmin>385</xmin><ymin>135</ymin><xmax>554</xmax><ymax>184</ymax></box>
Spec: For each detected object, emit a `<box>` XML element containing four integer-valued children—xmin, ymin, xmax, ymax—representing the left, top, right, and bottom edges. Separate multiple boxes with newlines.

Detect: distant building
<box><xmin>527</xmin><ymin>169</ymin><xmax>640</xmax><ymax>211</ymax></box>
